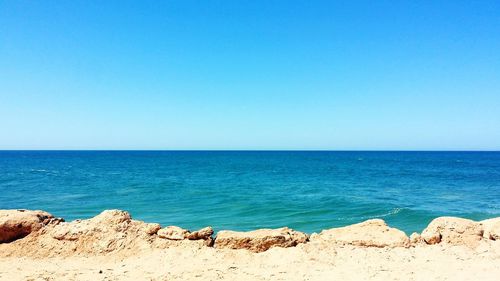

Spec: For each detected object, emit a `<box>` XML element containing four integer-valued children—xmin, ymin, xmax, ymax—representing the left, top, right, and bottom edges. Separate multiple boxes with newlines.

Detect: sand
<box><xmin>1</xmin><ymin>238</ymin><xmax>500</xmax><ymax>280</ymax></box>
<box><xmin>1</xmin><ymin>210</ymin><xmax>499</xmax><ymax>280</ymax></box>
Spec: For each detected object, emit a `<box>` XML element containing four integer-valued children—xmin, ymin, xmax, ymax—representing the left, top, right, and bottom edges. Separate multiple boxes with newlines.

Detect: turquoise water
<box><xmin>1</xmin><ymin>151</ymin><xmax>499</xmax><ymax>234</ymax></box>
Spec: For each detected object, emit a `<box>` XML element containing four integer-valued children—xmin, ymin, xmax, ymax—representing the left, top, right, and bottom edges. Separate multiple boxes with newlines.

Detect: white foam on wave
<box><xmin>31</xmin><ymin>169</ymin><xmax>48</xmax><ymax>172</ymax></box>
<box><xmin>30</xmin><ymin>169</ymin><xmax>60</xmax><ymax>174</ymax></box>
<box><xmin>336</xmin><ymin>208</ymin><xmax>404</xmax><ymax>221</ymax></box>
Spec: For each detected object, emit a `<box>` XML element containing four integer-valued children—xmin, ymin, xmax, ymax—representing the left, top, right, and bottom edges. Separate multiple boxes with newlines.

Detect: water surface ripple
<box><xmin>1</xmin><ymin>151</ymin><xmax>499</xmax><ymax>234</ymax></box>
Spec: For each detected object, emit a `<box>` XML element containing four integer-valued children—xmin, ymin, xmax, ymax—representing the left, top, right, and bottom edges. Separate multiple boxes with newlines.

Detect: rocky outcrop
<box><xmin>48</xmin><ymin>210</ymin><xmax>163</xmax><ymax>254</ymax></box>
<box><xmin>0</xmin><ymin>209</ymin><xmax>215</xmax><ymax>257</ymax></box>
<box><xmin>157</xmin><ymin>226</ymin><xmax>214</xmax><ymax>246</ymax></box>
<box><xmin>144</xmin><ymin>223</ymin><xmax>162</xmax><ymax>235</ymax></box>
<box><xmin>214</xmin><ymin>227</ymin><xmax>308</xmax><ymax>252</ymax></box>
<box><xmin>0</xmin><ymin>210</ymin><xmax>60</xmax><ymax>243</ymax></box>
<box><xmin>410</xmin><ymin>232</ymin><xmax>423</xmax><ymax>245</ymax></box>
<box><xmin>187</xmin><ymin>226</ymin><xmax>214</xmax><ymax>240</ymax></box>
<box><xmin>0</xmin><ymin>210</ymin><xmax>164</xmax><ymax>257</ymax></box>
<box><xmin>1</xmin><ymin>208</ymin><xmax>499</xmax><ymax>258</ymax></box>
<box><xmin>481</xmin><ymin>218</ymin><xmax>500</xmax><ymax>241</ymax></box>
<box><xmin>50</xmin><ymin>210</ymin><xmax>160</xmax><ymax>242</ymax></box>
<box><xmin>311</xmin><ymin>219</ymin><xmax>410</xmax><ymax>248</ymax></box>
<box><xmin>158</xmin><ymin>226</ymin><xmax>189</xmax><ymax>240</ymax></box>
<box><xmin>421</xmin><ymin>217</ymin><xmax>484</xmax><ymax>247</ymax></box>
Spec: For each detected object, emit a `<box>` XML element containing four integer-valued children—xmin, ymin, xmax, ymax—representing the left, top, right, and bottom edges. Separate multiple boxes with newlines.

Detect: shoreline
<box><xmin>1</xmin><ymin>209</ymin><xmax>499</xmax><ymax>280</ymax></box>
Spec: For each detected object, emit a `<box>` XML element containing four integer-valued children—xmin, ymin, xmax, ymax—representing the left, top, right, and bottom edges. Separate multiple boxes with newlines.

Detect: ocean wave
<box><xmin>54</xmin><ymin>194</ymin><xmax>89</xmax><ymax>200</ymax></box>
<box><xmin>334</xmin><ymin>208</ymin><xmax>404</xmax><ymax>221</ymax></box>
<box><xmin>31</xmin><ymin>169</ymin><xmax>49</xmax><ymax>172</ymax></box>
<box><xmin>30</xmin><ymin>169</ymin><xmax>60</xmax><ymax>174</ymax></box>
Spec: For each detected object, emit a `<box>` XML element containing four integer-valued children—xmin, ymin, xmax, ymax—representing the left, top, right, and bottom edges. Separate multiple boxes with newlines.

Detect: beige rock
<box><xmin>2</xmin><ymin>209</ymin><xmax>167</xmax><ymax>257</ymax></box>
<box><xmin>144</xmin><ymin>223</ymin><xmax>161</xmax><ymax>235</ymax></box>
<box><xmin>0</xmin><ymin>210</ymin><xmax>57</xmax><ymax>243</ymax></box>
<box><xmin>481</xmin><ymin>218</ymin><xmax>500</xmax><ymax>240</ymax></box>
<box><xmin>421</xmin><ymin>217</ymin><xmax>483</xmax><ymax>247</ymax></box>
<box><xmin>214</xmin><ymin>227</ymin><xmax>308</xmax><ymax>252</ymax></box>
<box><xmin>410</xmin><ymin>232</ymin><xmax>422</xmax><ymax>245</ymax></box>
<box><xmin>186</xmin><ymin>226</ymin><xmax>214</xmax><ymax>240</ymax></box>
<box><xmin>158</xmin><ymin>226</ymin><xmax>189</xmax><ymax>240</ymax></box>
<box><xmin>309</xmin><ymin>232</ymin><xmax>320</xmax><ymax>240</ymax></box>
<box><xmin>51</xmin><ymin>210</ymin><xmax>132</xmax><ymax>241</ymax></box>
<box><xmin>204</xmin><ymin>237</ymin><xmax>215</xmax><ymax>247</ymax></box>
<box><xmin>421</xmin><ymin>227</ymin><xmax>441</xmax><ymax>244</ymax></box>
<box><xmin>312</xmin><ymin>219</ymin><xmax>410</xmax><ymax>248</ymax></box>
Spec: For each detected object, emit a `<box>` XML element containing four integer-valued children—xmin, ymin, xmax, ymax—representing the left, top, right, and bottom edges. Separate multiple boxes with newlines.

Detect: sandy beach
<box><xmin>2</xmin><ymin>242</ymin><xmax>500</xmax><ymax>281</ymax></box>
<box><xmin>3</xmin><ymin>1</ymin><xmax>500</xmax><ymax>280</ymax></box>
<box><xmin>1</xmin><ymin>209</ymin><xmax>499</xmax><ymax>280</ymax></box>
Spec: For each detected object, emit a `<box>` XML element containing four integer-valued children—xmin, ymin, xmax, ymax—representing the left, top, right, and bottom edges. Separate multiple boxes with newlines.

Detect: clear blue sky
<box><xmin>1</xmin><ymin>1</ymin><xmax>499</xmax><ymax>150</ymax></box>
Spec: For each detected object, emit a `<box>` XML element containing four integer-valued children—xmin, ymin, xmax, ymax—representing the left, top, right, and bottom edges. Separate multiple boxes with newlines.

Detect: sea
<box><xmin>1</xmin><ymin>151</ymin><xmax>499</xmax><ymax>234</ymax></box>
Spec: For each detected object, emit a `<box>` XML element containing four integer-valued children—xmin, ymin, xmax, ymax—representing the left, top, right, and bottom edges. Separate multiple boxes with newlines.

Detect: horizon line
<box><xmin>1</xmin><ymin>149</ymin><xmax>499</xmax><ymax>152</ymax></box>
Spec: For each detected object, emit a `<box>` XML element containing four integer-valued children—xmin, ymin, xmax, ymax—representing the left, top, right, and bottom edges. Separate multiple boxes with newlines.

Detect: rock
<box><xmin>51</xmin><ymin>222</ymin><xmax>85</xmax><ymax>241</ymax></box>
<box><xmin>0</xmin><ymin>210</ymin><xmax>57</xmax><ymax>243</ymax></box>
<box><xmin>309</xmin><ymin>233</ymin><xmax>320</xmax><ymax>240</ymax></box>
<box><xmin>51</xmin><ymin>210</ymin><xmax>132</xmax><ymax>241</ymax></box>
<box><xmin>204</xmin><ymin>237</ymin><xmax>215</xmax><ymax>247</ymax></box>
<box><xmin>311</xmin><ymin>219</ymin><xmax>410</xmax><ymax>248</ymax></box>
<box><xmin>186</xmin><ymin>227</ymin><xmax>214</xmax><ymax>240</ymax></box>
<box><xmin>95</xmin><ymin>209</ymin><xmax>132</xmax><ymax>224</ymax></box>
<box><xmin>157</xmin><ymin>226</ymin><xmax>189</xmax><ymax>240</ymax></box>
<box><xmin>0</xmin><ymin>209</ymin><xmax>216</xmax><ymax>257</ymax></box>
<box><xmin>481</xmin><ymin>218</ymin><xmax>500</xmax><ymax>241</ymax></box>
<box><xmin>421</xmin><ymin>217</ymin><xmax>483</xmax><ymax>247</ymax></box>
<box><xmin>144</xmin><ymin>223</ymin><xmax>161</xmax><ymax>235</ymax></box>
<box><xmin>41</xmin><ymin>209</ymin><xmax>162</xmax><ymax>255</ymax></box>
<box><xmin>410</xmin><ymin>232</ymin><xmax>422</xmax><ymax>244</ymax></box>
<box><xmin>421</xmin><ymin>228</ymin><xmax>441</xmax><ymax>244</ymax></box>
<box><xmin>214</xmin><ymin>227</ymin><xmax>308</xmax><ymax>252</ymax></box>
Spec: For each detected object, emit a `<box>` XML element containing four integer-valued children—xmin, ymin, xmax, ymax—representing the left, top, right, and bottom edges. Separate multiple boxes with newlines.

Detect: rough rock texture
<box><xmin>187</xmin><ymin>226</ymin><xmax>214</xmax><ymax>240</ymax></box>
<box><xmin>214</xmin><ymin>227</ymin><xmax>308</xmax><ymax>252</ymax></box>
<box><xmin>1</xmin><ymin>208</ymin><xmax>499</xmax><ymax>262</ymax></box>
<box><xmin>0</xmin><ymin>210</ymin><xmax>215</xmax><ymax>257</ymax></box>
<box><xmin>158</xmin><ymin>226</ymin><xmax>189</xmax><ymax>240</ymax></box>
<box><xmin>481</xmin><ymin>218</ymin><xmax>500</xmax><ymax>241</ymax></box>
<box><xmin>410</xmin><ymin>232</ymin><xmax>423</xmax><ymax>245</ymax></box>
<box><xmin>143</xmin><ymin>223</ymin><xmax>161</xmax><ymax>235</ymax></box>
<box><xmin>157</xmin><ymin>226</ymin><xmax>214</xmax><ymax>247</ymax></box>
<box><xmin>0</xmin><ymin>210</ymin><xmax>59</xmax><ymax>243</ymax></box>
<box><xmin>49</xmin><ymin>210</ymin><xmax>159</xmax><ymax>244</ymax></box>
<box><xmin>1</xmin><ymin>210</ymin><xmax>166</xmax><ymax>257</ymax></box>
<box><xmin>421</xmin><ymin>217</ymin><xmax>484</xmax><ymax>247</ymax></box>
<box><xmin>312</xmin><ymin>219</ymin><xmax>410</xmax><ymax>248</ymax></box>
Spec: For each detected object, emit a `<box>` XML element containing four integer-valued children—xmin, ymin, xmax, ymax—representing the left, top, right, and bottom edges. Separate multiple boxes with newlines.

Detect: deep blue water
<box><xmin>1</xmin><ymin>151</ymin><xmax>499</xmax><ymax>234</ymax></box>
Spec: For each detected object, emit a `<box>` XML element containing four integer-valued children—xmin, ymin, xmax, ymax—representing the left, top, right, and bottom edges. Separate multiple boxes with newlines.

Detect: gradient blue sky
<box><xmin>1</xmin><ymin>1</ymin><xmax>499</xmax><ymax>150</ymax></box>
